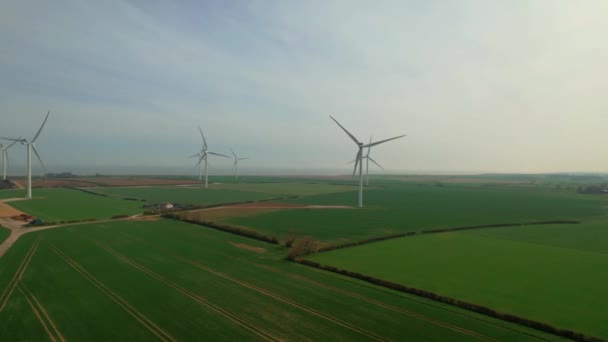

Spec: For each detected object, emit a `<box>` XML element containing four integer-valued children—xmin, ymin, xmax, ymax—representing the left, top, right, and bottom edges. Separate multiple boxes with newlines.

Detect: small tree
<box><xmin>284</xmin><ymin>230</ymin><xmax>299</xmax><ymax>248</ymax></box>
<box><xmin>287</xmin><ymin>236</ymin><xmax>319</xmax><ymax>260</ymax></box>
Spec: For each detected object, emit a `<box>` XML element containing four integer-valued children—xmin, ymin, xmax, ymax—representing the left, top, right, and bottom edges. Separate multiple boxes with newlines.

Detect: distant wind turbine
<box><xmin>188</xmin><ymin>126</ymin><xmax>229</xmax><ymax>188</ymax></box>
<box><xmin>1</xmin><ymin>111</ymin><xmax>50</xmax><ymax>198</ymax></box>
<box><xmin>231</xmin><ymin>149</ymin><xmax>248</xmax><ymax>183</ymax></box>
<box><xmin>348</xmin><ymin>136</ymin><xmax>384</xmax><ymax>186</ymax></box>
<box><xmin>0</xmin><ymin>141</ymin><xmax>17</xmax><ymax>181</ymax></box>
<box><xmin>330</xmin><ymin>116</ymin><xmax>405</xmax><ymax>208</ymax></box>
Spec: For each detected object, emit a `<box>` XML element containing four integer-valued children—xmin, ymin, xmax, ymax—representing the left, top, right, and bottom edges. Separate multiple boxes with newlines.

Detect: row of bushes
<box><xmin>163</xmin><ymin>214</ymin><xmax>279</xmax><ymax>244</ymax></box>
<box><xmin>317</xmin><ymin>232</ymin><xmax>417</xmax><ymax>253</ymax></box>
<box><xmin>27</xmin><ymin>217</ymin><xmax>98</xmax><ymax>227</ymax></box>
<box><xmin>420</xmin><ymin>220</ymin><xmax>580</xmax><ymax>234</ymax></box>
<box><xmin>297</xmin><ymin>259</ymin><xmax>601</xmax><ymax>342</ymax></box>
<box><xmin>67</xmin><ymin>187</ymin><xmax>108</xmax><ymax>197</ymax></box>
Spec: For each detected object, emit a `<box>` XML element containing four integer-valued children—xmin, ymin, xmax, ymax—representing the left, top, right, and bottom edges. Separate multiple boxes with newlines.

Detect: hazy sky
<box><xmin>1</xmin><ymin>0</ymin><xmax>608</xmax><ymax>175</ymax></box>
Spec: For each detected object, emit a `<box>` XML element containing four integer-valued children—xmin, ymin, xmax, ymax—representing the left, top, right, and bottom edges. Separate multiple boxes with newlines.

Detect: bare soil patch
<box><xmin>132</xmin><ymin>216</ymin><xmax>161</xmax><ymax>222</ymax></box>
<box><xmin>229</xmin><ymin>242</ymin><xmax>267</xmax><ymax>253</ymax></box>
<box><xmin>0</xmin><ymin>202</ymin><xmax>25</xmax><ymax>218</ymax></box>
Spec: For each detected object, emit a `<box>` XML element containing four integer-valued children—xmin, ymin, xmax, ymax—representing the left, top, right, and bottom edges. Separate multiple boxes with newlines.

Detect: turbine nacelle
<box><xmin>330</xmin><ymin>115</ymin><xmax>405</xmax><ymax>208</ymax></box>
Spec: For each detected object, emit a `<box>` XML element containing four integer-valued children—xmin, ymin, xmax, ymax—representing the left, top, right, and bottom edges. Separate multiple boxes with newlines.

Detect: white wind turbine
<box><xmin>188</xmin><ymin>126</ymin><xmax>229</xmax><ymax>188</ymax></box>
<box><xmin>1</xmin><ymin>111</ymin><xmax>50</xmax><ymax>199</ymax></box>
<box><xmin>330</xmin><ymin>116</ymin><xmax>405</xmax><ymax>208</ymax></box>
<box><xmin>231</xmin><ymin>149</ymin><xmax>248</xmax><ymax>183</ymax></box>
<box><xmin>348</xmin><ymin>136</ymin><xmax>384</xmax><ymax>186</ymax></box>
<box><xmin>0</xmin><ymin>140</ymin><xmax>17</xmax><ymax>181</ymax></box>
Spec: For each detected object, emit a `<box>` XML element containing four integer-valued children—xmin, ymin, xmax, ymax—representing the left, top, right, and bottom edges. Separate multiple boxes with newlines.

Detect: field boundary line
<box><xmin>315</xmin><ymin>220</ymin><xmax>581</xmax><ymax>255</ymax></box>
<box><xmin>234</xmin><ymin>257</ymin><xmax>500</xmax><ymax>342</ymax></box>
<box><xmin>89</xmin><ymin>239</ymin><xmax>280</xmax><ymax>342</ymax></box>
<box><xmin>17</xmin><ymin>285</ymin><xmax>57</xmax><ymax>342</ymax></box>
<box><xmin>181</xmin><ymin>258</ymin><xmax>389</xmax><ymax>342</ymax></box>
<box><xmin>49</xmin><ymin>244</ymin><xmax>176</xmax><ymax>342</ymax></box>
<box><xmin>18</xmin><ymin>283</ymin><xmax>66</xmax><ymax>342</ymax></box>
<box><xmin>293</xmin><ymin>260</ymin><xmax>553</xmax><ymax>342</ymax></box>
<box><xmin>0</xmin><ymin>239</ymin><xmax>40</xmax><ymax>312</ymax></box>
<box><xmin>298</xmin><ymin>259</ymin><xmax>603</xmax><ymax>342</ymax></box>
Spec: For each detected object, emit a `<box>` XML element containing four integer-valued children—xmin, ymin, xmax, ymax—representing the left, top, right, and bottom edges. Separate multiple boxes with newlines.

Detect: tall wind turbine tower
<box><xmin>188</xmin><ymin>126</ymin><xmax>229</xmax><ymax>188</ymax></box>
<box><xmin>0</xmin><ymin>141</ymin><xmax>17</xmax><ymax>181</ymax></box>
<box><xmin>1</xmin><ymin>111</ymin><xmax>50</xmax><ymax>199</ymax></box>
<box><xmin>330</xmin><ymin>116</ymin><xmax>405</xmax><ymax>208</ymax></box>
<box><xmin>231</xmin><ymin>149</ymin><xmax>248</xmax><ymax>183</ymax></box>
<box><xmin>364</xmin><ymin>137</ymin><xmax>384</xmax><ymax>186</ymax></box>
<box><xmin>349</xmin><ymin>136</ymin><xmax>385</xmax><ymax>186</ymax></box>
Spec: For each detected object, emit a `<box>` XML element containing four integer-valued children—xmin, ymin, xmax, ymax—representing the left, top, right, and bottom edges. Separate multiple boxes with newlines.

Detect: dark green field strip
<box><xmin>38</xmin><ymin>233</ymin><xmax>274</xmax><ymax>341</ymax></box>
<box><xmin>0</xmin><ymin>226</ymin><xmax>9</xmax><ymax>245</ymax></box>
<box><xmin>211</xmin><ymin>183</ymin><xmax>359</xmax><ymax>196</ymax></box>
<box><xmin>49</xmin><ymin>245</ymin><xmax>177</xmax><ymax>342</ymax></box>
<box><xmin>7</xmin><ymin>188</ymin><xmax>142</xmax><ymax>221</ymax></box>
<box><xmin>0</xmin><ymin>285</ymin><xmax>52</xmax><ymax>341</ymax></box>
<box><xmin>463</xmin><ymin>220</ymin><xmax>608</xmax><ymax>254</ymax></box>
<box><xmin>0</xmin><ymin>189</ymin><xmax>25</xmax><ymax>199</ymax></box>
<box><xmin>89</xmin><ymin>187</ymin><xmax>283</xmax><ymax>206</ymax></box>
<box><xmin>226</xmin><ymin>184</ymin><xmax>608</xmax><ymax>244</ymax></box>
<box><xmin>66</xmin><ymin>229</ymin><xmax>383</xmax><ymax>341</ymax></box>
<box><xmin>17</xmin><ymin>283</ymin><xmax>66</xmax><ymax>342</ymax></box>
<box><xmin>0</xmin><ymin>238</ymin><xmax>40</xmax><ymax>312</ymax></box>
<box><xmin>18</xmin><ymin>241</ymin><xmax>167</xmax><ymax>341</ymax></box>
<box><xmin>309</xmin><ymin>232</ymin><xmax>608</xmax><ymax>339</ymax></box>
<box><xmin>75</xmin><ymin>219</ymin><xmax>558</xmax><ymax>342</ymax></box>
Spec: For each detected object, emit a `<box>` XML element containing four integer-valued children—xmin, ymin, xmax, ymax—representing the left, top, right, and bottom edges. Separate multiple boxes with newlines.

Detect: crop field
<box><xmin>89</xmin><ymin>186</ymin><xmax>290</xmax><ymax>206</ymax></box>
<box><xmin>4</xmin><ymin>188</ymin><xmax>143</xmax><ymax>222</ymax></box>
<box><xmin>308</xmin><ymin>220</ymin><xmax>608</xmax><ymax>339</ymax></box>
<box><xmin>224</xmin><ymin>183</ymin><xmax>608</xmax><ymax>244</ymax></box>
<box><xmin>0</xmin><ymin>218</ymin><xmax>556</xmax><ymax>341</ymax></box>
<box><xmin>0</xmin><ymin>189</ymin><xmax>26</xmax><ymax>200</ymax></box>
<box><xmin>210</xmin><ymin>182</ymin><xmax>359</xmax><ymax>196</ymax></box>
<box><xmin>0</xmin><ymin>226</ymin><xmax>8</xmax><ymax>244</ymax></box>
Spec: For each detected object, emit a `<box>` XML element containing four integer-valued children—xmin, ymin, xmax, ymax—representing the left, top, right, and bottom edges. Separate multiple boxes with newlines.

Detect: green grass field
<box><xmin>211</xmin><ymin>182</ymin><xmax>359</xmax><ymax>196</ymax></box>
<box><xmin>0</xmin><ymin>219</ymin><xmax>555</xmax><ymax>341</ymax></box>
<box><xmin>308</xmin><ymin>220</ymin><xmax>608</xmax><ymax>339</ymax></box>
<box><xmin>225</xmin><ymin>183</ymin><xmax>608</xmax><ymax>244</ymax></box>
<box><xmin>0</xmin><ymin>189</ymin><xmax>26</xmax><ymax>199</ymax></box>
<box><xmin>89</xmin><ymin>186</ymin><xmax>290</xmax><ymax>206</ymax></box>
<box><xmin>0</xmin><ymin>226</ymin><xmax>9</xmax><ymax>244</ymax></box>
<box><xmin>6</xmin><ymin>188</ymin><xmax>143</xmax><ymax>222</ymax></box>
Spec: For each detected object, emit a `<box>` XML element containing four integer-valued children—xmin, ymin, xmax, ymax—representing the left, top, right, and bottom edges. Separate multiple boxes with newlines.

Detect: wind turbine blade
<box><xmin>32</xmin><ymin>110</ymin><xmax>50</xmax><ymax>143</ymax></box>
<box><xmin>368</xmin><ymin>157</ymin><xmax>384</xmax><ymax>170</ymax></box>
<box><xmin>329</xmin><ymin>116</ymin><xmax>361</xmax><ymax>145</ymax></box>
<box><xmin>231</xmin><ymin>148</ymin><xmax>237</xmax><ymax>160</ymax></box>
<box><xmin>6</xmin><ymin>140</ymin><xmax>17</xmax><ymax>149</ymax></box>
<box><xmin>352</xmin><ymin>151</ymin><xmax>361</xmax><ymax>177</ymax></box>
<box><xmin>31</xmin><ymin>144</ymin><xmax>47</xmax><ymax>172</ymax></box>
<box><xmin>187</xmin><ymin>153</ymin><xmax>200</xmax><ymax>159</ymax></box>
<box><xmin>195</xmin><ymin>155</ymin><xmax>203</xmax><ymax>167</ymax></box>
<box><xmin>198</xmin><ymin>126</ymin><xmax>207</xmax><ymax>149</ymax></box>
<box><xmin>346</xmin><ymin>159</ymin><xmax>356</xmax><ymax>164</ymax></box>
<box><xmin>238</xmin><ymin>158</ymin><xmax>248</xmax><ymax>161</ymax></box>
<box><xmin>208</xmin><ymin>152</ymin><xmax>230</xmax><ymax>158</ymax></box>
<box><xmin>366</xmin><ymin>136</ymin><xmax>372</xmax><ymax>157</ymax></box>
<box><xmin>364</xmin><ymin>134</ymin><xmax>406</xmax><ymax>148</ymax></box>
<box><xmin>0</xmin><ymin>137</ymin><xmax>21</xmax><ymax>142</ymax></box>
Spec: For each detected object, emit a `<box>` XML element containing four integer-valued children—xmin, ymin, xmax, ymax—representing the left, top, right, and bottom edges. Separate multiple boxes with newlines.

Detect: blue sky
<box><xmin>1</xmin><ymin>0</ymin><xmax>608</xmax><ymax>175</ymax></box>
